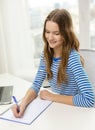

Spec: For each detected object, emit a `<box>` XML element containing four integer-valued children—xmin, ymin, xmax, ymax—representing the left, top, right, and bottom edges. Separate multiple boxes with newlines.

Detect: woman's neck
<box><xmin>53</xmin><ymin>47</ymin><xmax>62</xmax><ymax>58</ymax></box>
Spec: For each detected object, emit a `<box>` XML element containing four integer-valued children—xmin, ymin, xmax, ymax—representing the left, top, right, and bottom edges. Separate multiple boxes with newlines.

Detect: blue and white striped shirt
<box><xmin>31</xmin><ymin>49</ymin><xmax>95</xmax><ymax>107</ymax></box>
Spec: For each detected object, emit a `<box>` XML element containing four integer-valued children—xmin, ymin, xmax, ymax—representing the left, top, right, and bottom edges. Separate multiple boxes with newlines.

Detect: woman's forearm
<box><xmin>40</xmin><ymin>90</ymin><xmax>73</xmax><ymax>106</ymax></box>
<box><xmin>21</xmin><ymin>88</ymin><xmax>37</xmax><ymax>108</ymax></box>
<box><xmin>51</xmin><ymin>94</ymin><xmax>73</xmax><ymax>105</ymax></box>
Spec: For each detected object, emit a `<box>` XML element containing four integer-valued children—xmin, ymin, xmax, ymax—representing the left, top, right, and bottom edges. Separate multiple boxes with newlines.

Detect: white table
<box><xmin>0</xmin><ymin>73</ymin><xmax>95</xmax><ymax>130</ymax></box>
<box><xmin>0</xmin><ymin>73</ymin><xmax>31</xmax><ymax>114</ymax></box>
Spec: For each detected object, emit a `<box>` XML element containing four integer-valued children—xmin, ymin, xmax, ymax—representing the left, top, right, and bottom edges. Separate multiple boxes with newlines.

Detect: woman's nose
<box><xmin>48</xmin><ymin>33</ymin><xmax>54</xmax><ymax>40</ymax></box>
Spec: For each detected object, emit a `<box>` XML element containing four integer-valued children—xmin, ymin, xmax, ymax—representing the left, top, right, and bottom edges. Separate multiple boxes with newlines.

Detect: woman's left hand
<box><xmin>39</xmin><ymin>90</ymin><xmax>53</xmax><ymax>101</ymax></box>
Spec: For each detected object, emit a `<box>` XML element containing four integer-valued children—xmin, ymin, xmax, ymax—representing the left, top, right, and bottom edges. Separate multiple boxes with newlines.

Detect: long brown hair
<box><xmin>43</xmin><ymin>8</ymin><xmax>83</xmax><ymax>85</ymax></box>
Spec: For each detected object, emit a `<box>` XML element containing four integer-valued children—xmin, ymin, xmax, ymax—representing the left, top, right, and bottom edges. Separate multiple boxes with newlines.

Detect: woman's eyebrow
<box><xmin>45</xmin><ymin>29</ymin><xmax>60</xmax><ymax>33</ymax></box>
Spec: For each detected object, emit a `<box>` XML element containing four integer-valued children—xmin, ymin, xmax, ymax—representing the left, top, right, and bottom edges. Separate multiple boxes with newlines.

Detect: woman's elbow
<box><xmin>85</xmin><ymin>96</ymin><xmax>95</xmax><ymax>107</ymax></box>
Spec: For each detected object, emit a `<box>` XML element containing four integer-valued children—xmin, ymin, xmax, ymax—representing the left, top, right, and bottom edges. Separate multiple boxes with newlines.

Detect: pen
<box><xmin>12</xmin><ymin>96</ymin><xmax>20</xmax><ymax>113</ymax></box>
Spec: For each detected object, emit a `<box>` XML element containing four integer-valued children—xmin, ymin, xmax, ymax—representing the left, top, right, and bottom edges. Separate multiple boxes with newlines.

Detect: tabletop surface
<box><xmin>0</xmin><ymin>73</ymin><xmax>95</xmax><ymax>130</ymax></box>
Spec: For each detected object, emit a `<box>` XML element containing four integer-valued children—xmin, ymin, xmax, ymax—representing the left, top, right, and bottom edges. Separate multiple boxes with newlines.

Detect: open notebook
<box><xmin>0</xmin><ymin>97</ymin><xmax>52</xmax><ymax>125</ymax></box>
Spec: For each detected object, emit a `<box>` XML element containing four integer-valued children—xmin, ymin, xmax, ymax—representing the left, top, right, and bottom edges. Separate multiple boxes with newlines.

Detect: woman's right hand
<box><xmin>11</xmin><ymin>103</ymin><xmax>26</xmax><ymax>118</ymax></box>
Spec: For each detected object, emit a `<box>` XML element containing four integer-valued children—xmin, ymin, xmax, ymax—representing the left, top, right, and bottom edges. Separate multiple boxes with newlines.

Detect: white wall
<box><xmin>0</xmin><ymin>2</ymin><xmax>8</xmax><ymax>73</ymax></box>
<box><xmin>0</xmin><ymin>0</ymin><xmax>35</xmax><ymax>81</ymax></box>
<box><xmin>79</xmin><ymin>0</ymin><xmax>90</xmax><ymax>49</ymax></box>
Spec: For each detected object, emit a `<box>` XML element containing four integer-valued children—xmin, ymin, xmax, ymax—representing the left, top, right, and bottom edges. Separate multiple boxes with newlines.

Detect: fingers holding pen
<box><xmin>11</xmin><ymin>104</ymin><xmax>25</xmax><ymax>118</ymax></box>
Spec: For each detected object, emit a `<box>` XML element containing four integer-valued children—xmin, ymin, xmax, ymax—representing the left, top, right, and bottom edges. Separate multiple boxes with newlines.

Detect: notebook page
<box><xmin>0</xmin><ymin>97</ymin><xmax>52</xmax><ymax>125</ymax></box>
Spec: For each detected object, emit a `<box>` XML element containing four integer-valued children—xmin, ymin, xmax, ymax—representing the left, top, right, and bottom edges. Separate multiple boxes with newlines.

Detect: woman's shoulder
<box><xmin>40</xmin><ymin>51</ymin><xmax>46</xmax><ymax>63</ymax></box>
<box><xmin>69</xmin><ymin>49</ymin><xmax>79</xmax><ymax>59</ymax></box>
<box><xmin>68</xmin><ymin>49</ymin><xmax>81</xmax><ymax>65</ymax></box>
<box><xmin>40</xmin><ymin>51</ymin><xmax>45</xmax><ymax>59</ymax></box>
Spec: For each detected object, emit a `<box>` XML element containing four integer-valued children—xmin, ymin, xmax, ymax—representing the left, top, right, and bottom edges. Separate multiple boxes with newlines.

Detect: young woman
<box><xmin>12</xmin><ymin>8</ymin><xmax>95</xmax><ymax>117</ymax></box>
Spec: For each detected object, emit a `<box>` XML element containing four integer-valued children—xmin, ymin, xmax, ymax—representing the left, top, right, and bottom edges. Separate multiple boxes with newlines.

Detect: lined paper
<box><xmin>0</xmin><ymin>97</ymin><xmax>52</xmax><ymax>125</ymax></box>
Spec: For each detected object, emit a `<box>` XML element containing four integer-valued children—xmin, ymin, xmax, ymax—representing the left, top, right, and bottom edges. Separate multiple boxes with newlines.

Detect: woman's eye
<box><xmin>45</xmin><ymin>31</ymin><xmax>60</xmax><ymax>35</ymax></box>
<box><xmin>55</xmin><ymin>33</ymin><xmax>59</xmax><ymax>35</ymax></box>
<box><xmin>46</xmin><ymin>31</ymin><xmax>49</xmax><ymax>33</ymax></box>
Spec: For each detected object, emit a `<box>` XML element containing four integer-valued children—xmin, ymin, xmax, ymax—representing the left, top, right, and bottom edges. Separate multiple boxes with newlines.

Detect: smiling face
<box><xmin>45</xmin><ymin>21</ymin><xmax>63</xmax><ymax>52</ymax></box>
